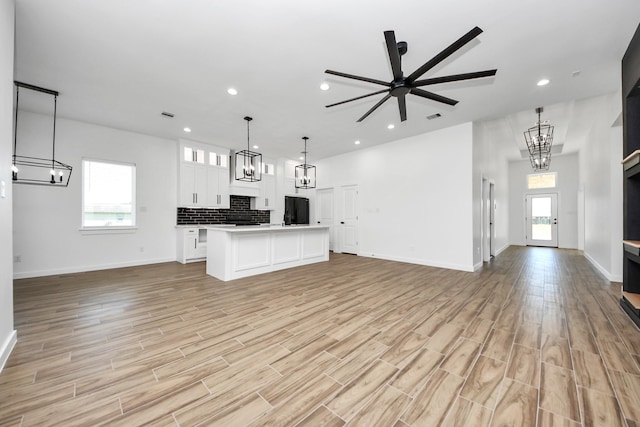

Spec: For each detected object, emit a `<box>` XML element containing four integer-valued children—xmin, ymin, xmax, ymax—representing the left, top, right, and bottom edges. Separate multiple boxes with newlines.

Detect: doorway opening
<box><xmin>525</xmin><ymin>193</ymin><xmax>558</xmax><ymax>247</ymax></box>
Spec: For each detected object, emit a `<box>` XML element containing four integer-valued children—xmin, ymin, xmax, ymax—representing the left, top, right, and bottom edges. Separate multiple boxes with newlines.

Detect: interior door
<box><xmin>316</xmin><ymin>188</ymin><xmax>335</xmax><ymax>251</ymax></box>
<box><xmin>340</xmin><ymin>185</ymin><xmax>358</xmax><ymax>254</ymax></box>
<box><xmin>489</xmin><ymin>182</ymin><xmax>495</xmax><ymax>257</ymax></box>
<box><xmin>525</xmin><ymin>193</ymin><xmax>558</xmax><ymax>247</ymax></box>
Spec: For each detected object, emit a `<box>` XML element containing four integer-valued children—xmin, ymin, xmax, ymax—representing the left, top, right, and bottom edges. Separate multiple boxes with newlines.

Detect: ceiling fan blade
<box><xmin>357</xmin><ymin>94</ymin><xmax>392</xmax><ymax>122</ymax></box>
<box><xmin>325</xmin><ymin>70</ymin><xmax>391</xmax><ymax>87</ymax></box>
<box><xmin>410</xmin><ymin>88</ymin><xmax>458</xmax><ymax>106</ymax></box>
<box><xmin>325</xmin><ymin>89</ymin><xmax>390</xmax><ymax>108</ymax></box>
<box><xmin>398</xmin><ymin>96</ymin><xmax>407</xmax><ymax>122</ymax></box>
<box><xmin>384</xmin><ymin>31</ymin><xmax>403</xmax><ymax>81</ymax></box>
<box><xmin>412</xmin><ymin>69</ymin><xmax>497</xmax><ymax>87</ymax></box>
<box><xmin>406</xmin><ymin>26</ymin><xmax>483</xmax><ymax>83</ymax></box>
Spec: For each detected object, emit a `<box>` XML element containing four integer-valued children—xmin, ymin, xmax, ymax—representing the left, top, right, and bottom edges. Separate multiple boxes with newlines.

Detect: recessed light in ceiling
<box><xmin>253</xmin><ymin>145</ymin><xmax>259</xmax><ymax>149</ymax></box>
<box><xmin>387</xmin><ymin>124</ymin><xmax>395</xmax><ymax>130</ymax></box>
<box><xmin>537</xmin><ymin>78</ymin><xmax>550</xmax><ymax>86</ymax></box>
<box><xmin>183</xmin><ymin>127</ymin><xmax>191</xmax><ymax>133</ymax></box>
<box><xmin>227</xmin><ymin>88</ymin><xmax>238</xmax><ymax>95</ymax></box>
<box><xmin>299</xmin><ymin>156</ymin><xmax>304</xmax><ymax>160</ymax></box>
<box><xmin>355</xmin><ymin>140</ymin><xmax>361</xmax><ymax>145</ymax></box>
<box><xmin>572</xmin><ymin>70</ymin><xmax>581</xmax><ymax>77</ymax></box>
<box><xmin>320</xmin><ymin>82</ymin><xmax>330</xmax><ymax>91</ymax></box>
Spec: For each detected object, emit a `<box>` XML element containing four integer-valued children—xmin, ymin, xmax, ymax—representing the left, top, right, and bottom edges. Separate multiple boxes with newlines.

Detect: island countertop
<box><xmin>205</xmin><ymin>224</ymin><xmax>329</xmax><ymax>233</ymax></box>
<box><xmin>206</xmin><ymin>224</ymin><xmax>330</xmax><ymax>281</ymax></box>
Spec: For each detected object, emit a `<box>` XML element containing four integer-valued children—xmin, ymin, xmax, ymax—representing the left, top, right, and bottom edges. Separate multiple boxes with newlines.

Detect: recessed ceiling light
<box><xmin>253</xmin><ymin>145</ymin><xmax>259</xmax><ymax>149</ymax></box>
<box><xmin>355</xmin><ymin>140</ymin><xmax>361</xmax><ymax>145</ymax></box>
<box><xmin>537</xmin><ymin>79</ymin><xmax>550</xmax><ymax>86</ymax></box>
<box><xmin>572</xmin><ymin>70</ymin><xmax>581</xmax><ymax>77</ymax></box>
<box><xmin>387</xmin><ymin>124</ymin><xmax>395</xmax><ymax>130</ymax></box>
<box><xmin>227</xmin><ymin>88</ymin><xmax>238</xmax><ymax>95</ymax></box>
<box><xmin>299</xmin><ymin>156</ymin><xmax>304</xmax><ymax>160</ymax></box>
<box><xmin>183</xmin><ymin>127</ymin><xmax>191</xmax><ymax>133</ymax></box>
<box><xmin>320</xmin><ymin>82</ymin><xmax>330</xmax><ymax>91</ymax></box>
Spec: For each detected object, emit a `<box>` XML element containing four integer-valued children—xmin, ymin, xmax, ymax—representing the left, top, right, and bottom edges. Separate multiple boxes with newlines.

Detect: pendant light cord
<box><xmin>52</xmin><ymin>95</ymin><xmax>57</xmax><ymax>169</ymax></box>
<box><xmin>13</xmin><ymin>86</ymin><xmax>19</xmax><ymax>159</ymax></box>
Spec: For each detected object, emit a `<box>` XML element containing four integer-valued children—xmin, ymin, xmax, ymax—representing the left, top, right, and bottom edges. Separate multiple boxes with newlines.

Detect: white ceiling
<box><xmin>13</xmin><ymin>0</ymin><xmax>640</xmax><ymax>161</ymax></box>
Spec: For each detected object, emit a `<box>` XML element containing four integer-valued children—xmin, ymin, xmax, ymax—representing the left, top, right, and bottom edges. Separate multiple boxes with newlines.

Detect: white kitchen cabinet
<box><xmin>177</xmin><ymin>227</ymin><xmax>207</xmax><ymax>263</ymax></box>
<box><xmin>179</xmin><ymin>140</ymin><xmax>230</xmax><ymax>207</ymax></box>
<box><xmin>251</xmin><ymin>161</ymin><xmax>276</xmax><ymax>210</ymax></box>
<box><xmin>207</xmin><ymin>167</ymin><xmax>230</xmax><ymax>208</ymax></box>
<box><xmin>179</xmin><ymin>163</ymin><xmax>207</xmax><ymax>206</ymax></box>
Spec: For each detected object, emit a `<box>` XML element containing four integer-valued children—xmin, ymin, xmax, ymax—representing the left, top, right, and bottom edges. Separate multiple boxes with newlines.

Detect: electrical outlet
<box><xmin>14</xmin><ymin>255</ymin><xmax>21</xmax><ymax>263</ymax></box>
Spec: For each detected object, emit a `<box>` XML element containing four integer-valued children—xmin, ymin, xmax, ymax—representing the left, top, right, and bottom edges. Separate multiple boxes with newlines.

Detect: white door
<box><xmin>489</xmin><ymin>182</ymin><xmax>496</xmax><ymax>257</ymax></box>
<box><xmin>340</xmin><ymin>185</ymin><xmax>358</xmax><ymax>254</ymax></box>
<box><xmin>525</xmin><ymin>193</ymin><xmax>558</xmax><ymax>247</ymax></box>
<box><xmin>316</xmin><ymin>188</ymin><xmax>335</xmax><ymax>251</ymax></box>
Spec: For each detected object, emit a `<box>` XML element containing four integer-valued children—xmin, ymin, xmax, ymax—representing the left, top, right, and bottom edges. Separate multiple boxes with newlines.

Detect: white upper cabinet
<box><xmin>178</xmin><ymin>140</ymin><xmax>230</xmax><ymax>208</ymax></box>
<box><xmin>252</xmin><ymin>160</ymin><xmax>276</xmax><ymax>210</ymax></box>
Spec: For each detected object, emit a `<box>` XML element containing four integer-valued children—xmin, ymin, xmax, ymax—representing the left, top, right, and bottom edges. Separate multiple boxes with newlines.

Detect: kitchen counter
<box><xmin>205</xmin><ymin>224</ymin><xmax>328</xmax><ymax>232</ymax></box>
<box><xmin>206</xmin><ymin>224</ymin><xmax>330</xmax><ymax>281</ymax></box>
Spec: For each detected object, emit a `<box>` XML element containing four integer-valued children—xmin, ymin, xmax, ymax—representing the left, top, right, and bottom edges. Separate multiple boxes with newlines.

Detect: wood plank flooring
<box><xmin>1</xmin><ymin>246</ymin><xmax>639</xmax><ymax>426</ymax></box>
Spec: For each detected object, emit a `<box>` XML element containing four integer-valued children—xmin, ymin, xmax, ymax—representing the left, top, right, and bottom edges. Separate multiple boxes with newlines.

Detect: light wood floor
<box><xmin>2</xmin><ymin>247</ymin><xmax>640</xmax><ymax>426</ymax></box>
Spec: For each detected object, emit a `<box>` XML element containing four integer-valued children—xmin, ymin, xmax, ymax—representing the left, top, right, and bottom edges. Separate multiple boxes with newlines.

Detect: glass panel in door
<box><xmin>526</xmin><ymin>193</ymin><xmax>558</xmax><ymax>247</ymax></box>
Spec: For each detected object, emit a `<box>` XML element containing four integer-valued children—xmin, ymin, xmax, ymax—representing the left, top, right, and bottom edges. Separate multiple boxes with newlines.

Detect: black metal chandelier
<box><xmin>524</xmin><ymin>107</ymin><xmax>553</xmax><ymax>171</ymax></box>
<box><xmin>295</xmin><ymin>136</ymin><xmax>316</xmax><ymax>189</ymax></box>
<box><xmin>12</xmin><ymin>81</ymin><xmax>72</xmax><ymax>186</ymax></box>
<box><xmin>235</xmin><ymin>116</ymin><xmax>262</xmax><ymax>182</ymax></box>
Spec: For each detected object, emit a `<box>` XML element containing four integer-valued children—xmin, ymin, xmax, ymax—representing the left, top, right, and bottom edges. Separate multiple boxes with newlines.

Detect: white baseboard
<box><xmin>359</xmin><ymin>252</ymin><xmax>475</xmax><ymax>272</ymax></box>
<box><xmin>494</xmin><ymin>244</ymin><xmax>509</xmax><ymax>257</ymax></box>
<box><xmin>0</xmin><ymin>330</ymin><xmax>17</xmax><ymax>373</ymax></box>
<box><xmin>13</xmin><ymin>257</ymin><xmax>176</xmax><ymax>279</ymax></box>
<box><xmin>583</xmin><ymin>252</ymin><xmax>620</xmax><ymax>282</ymax></box>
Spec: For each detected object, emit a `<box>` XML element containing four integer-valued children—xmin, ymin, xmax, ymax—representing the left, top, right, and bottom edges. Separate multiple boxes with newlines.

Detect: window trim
<box><xmin>81</xmin><ymin>158</ymin><xmax>137</xmax><ymax>231</ymax></box>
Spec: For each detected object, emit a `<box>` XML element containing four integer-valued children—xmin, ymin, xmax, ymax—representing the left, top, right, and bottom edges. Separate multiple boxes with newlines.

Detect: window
<box><xmin>82</xmin><ymin>159</ymin><xmax>136</xmax><ymax>228</ymax></box>
<box><xmin>527</xmin><ymin>172</ymin><xmax>557</xmax><ymax>189</ymax></box>
<box><xmin>209</xmin><ymin>152</ymin><xmax>228</xmax><ymax>167</ymax></box>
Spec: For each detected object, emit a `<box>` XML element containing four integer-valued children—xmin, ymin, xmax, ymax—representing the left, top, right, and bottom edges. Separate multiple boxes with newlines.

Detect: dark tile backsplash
<box><xmin>177</xmin><ymin>195</ymin><xmax>271</xmax><ymax>225</ymax></box>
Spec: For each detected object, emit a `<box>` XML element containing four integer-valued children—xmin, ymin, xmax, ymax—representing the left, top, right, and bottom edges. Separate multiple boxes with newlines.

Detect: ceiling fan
<box><xmin>325</xmin><ymin>26</ymin><xmax>497</xmax><ymax>122</ymax></box>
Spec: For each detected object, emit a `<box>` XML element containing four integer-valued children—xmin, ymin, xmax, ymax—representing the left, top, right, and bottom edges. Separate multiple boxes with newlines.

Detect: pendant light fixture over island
<box><xmin>235</xmin><ymin>116</ymin><xmax>262</xmax><ymax>182</ymax></box>
<box><xmin>295</xmin><ymin>136</ymin><xmax>316</xmax><ymax>189</ymax></box>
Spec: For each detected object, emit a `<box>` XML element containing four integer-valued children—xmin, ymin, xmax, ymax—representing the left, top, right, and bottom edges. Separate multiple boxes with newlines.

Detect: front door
<box><xmin>525</xmin><ymin>193</ymin><xmax>558</xmax><ymax>247</ymax></box>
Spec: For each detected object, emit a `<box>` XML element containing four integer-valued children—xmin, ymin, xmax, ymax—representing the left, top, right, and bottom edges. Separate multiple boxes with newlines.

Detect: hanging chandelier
<box><xmin>295</xmin><ymin>136</ymin><xmax>316</xmax><ymax>189</ymax></box>
<box><xmin>12</xmin><ymin>81</ymin><xmax>72</xmax><ymax>186</ymax></box>
<box><xmin>524</xmin><ymin>107</ymin><xmax>553</xmax><ymax>171</ymax></box>
<box><xmin>235</xmin><ymin>116</ymin><xmax>262</xmax><ymax>182</ymax></box>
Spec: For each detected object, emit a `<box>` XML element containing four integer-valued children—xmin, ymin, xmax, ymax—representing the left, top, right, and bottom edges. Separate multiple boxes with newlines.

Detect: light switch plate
<box><xmin>0</xmin><ymin>181</ymin><xmax>5</xmax><ymax>198</ymax></box>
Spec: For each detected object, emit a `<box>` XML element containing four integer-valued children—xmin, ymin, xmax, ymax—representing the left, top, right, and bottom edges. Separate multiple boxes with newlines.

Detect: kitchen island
<box><xmin>206</xmin><ymin>224</ymin><xmax>330</xmax><ymax>281</ymax></box>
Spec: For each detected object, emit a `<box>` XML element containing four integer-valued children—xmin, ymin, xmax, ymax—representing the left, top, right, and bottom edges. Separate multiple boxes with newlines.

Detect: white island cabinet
<box><xmin>206</xmin><ymin>225</ymin><xmax>330</xmax><ymax>281</ymax></box>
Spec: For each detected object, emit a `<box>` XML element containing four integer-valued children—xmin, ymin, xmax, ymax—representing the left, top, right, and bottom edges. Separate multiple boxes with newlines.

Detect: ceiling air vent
<box><xmin>426</xmin><ymin>113</ymin><xmax>441</xmax><ymax>120</ymax></box>
<box><xmin>161</xmin><ymin>111</ymin><xmax>175</xmax><ymax>118</ymax></box>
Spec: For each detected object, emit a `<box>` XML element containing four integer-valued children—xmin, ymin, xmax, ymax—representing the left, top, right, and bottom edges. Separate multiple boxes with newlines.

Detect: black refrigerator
<box><xmin>284</xmin><ymin>196</ymin><xmax>309</xmax><ymax>225</ymax></box>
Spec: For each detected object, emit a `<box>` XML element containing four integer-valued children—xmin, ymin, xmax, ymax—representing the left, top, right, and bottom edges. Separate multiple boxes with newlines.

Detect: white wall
<box><xmin>579</xmin><ymin>92</ymin><xmax>623</xmax><ymax>281</ymax></box>
<box><xmin>314</xmin><ymin>123</ymin><xmax>475</xmax><ymax>272</ymax></box>
<box><xmin>610</xmin><ymin>124</ymin><xmax>623</xmax><ymax>282</ymax></box>
<box><xmin>472</xmin><ymin>120</ymin><xmax>513</xmax><ymax>268</ymax></box>
<box><xmin>0</xmin><ymin>0</ymin><xmax>16</xmax><ymax>371</ymax></box>
<box><xmin>13</xmin><ymin>113</ymin><xmax>178</xmax><ymax>278</ymax></box>
<box><xmin>508</xmin><ymin>153</ymin><xmax>580</xmax><ymax>249</ymax></box>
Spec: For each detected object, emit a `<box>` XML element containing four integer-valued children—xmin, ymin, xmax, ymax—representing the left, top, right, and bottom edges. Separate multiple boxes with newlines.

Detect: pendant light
<box><xmin>12</xmin><ymin>81</ymin><xmax>72</xmax><ymax>186</ymax></box>
<box><xmin>524</xmin><ymin>107</ymin><xmax>554</xmax><ymax>171</ymax></box>
<box><xmin>235</xmin><ymin>116</ymin><xmax>262</xmax><ymax>182</ymax></box>
<box><xmin>295</xmin><ymin>136</ymin><xmax>316</xmax><ymax>189</ymax></box>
